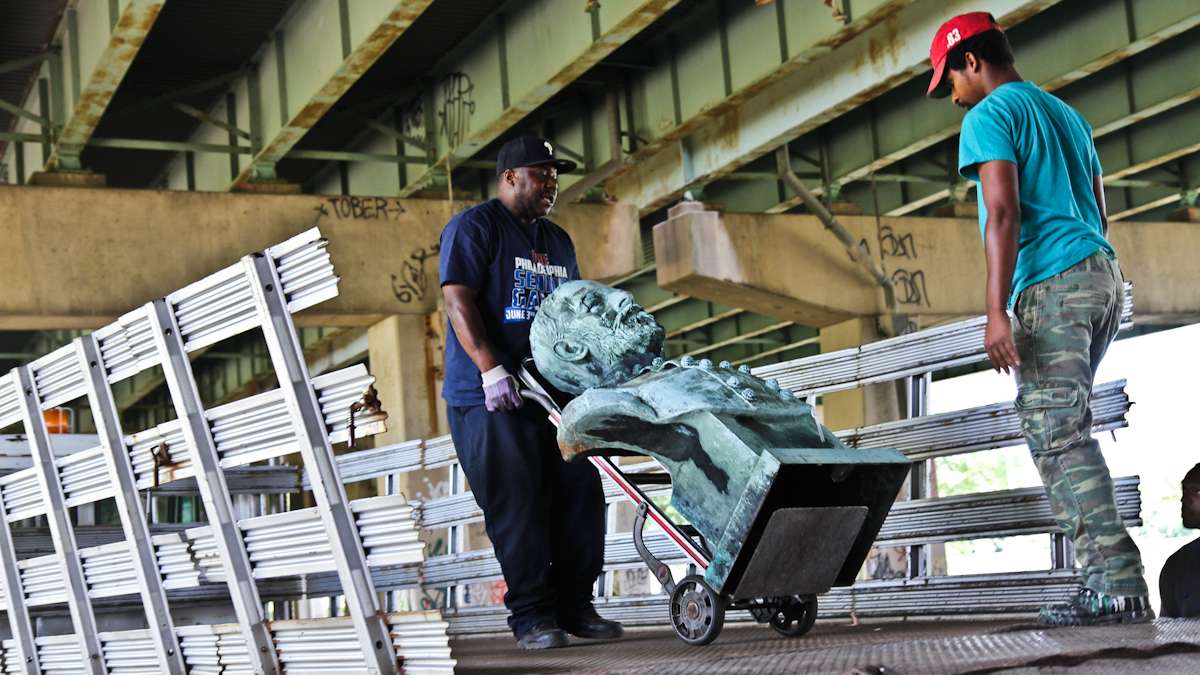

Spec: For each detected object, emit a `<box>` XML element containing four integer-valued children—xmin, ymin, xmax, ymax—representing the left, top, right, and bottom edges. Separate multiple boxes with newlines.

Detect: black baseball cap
<box><xmin>495</xmin><ymin>136</ymin><xmax>577</xmax><ymax>177</ymax></box>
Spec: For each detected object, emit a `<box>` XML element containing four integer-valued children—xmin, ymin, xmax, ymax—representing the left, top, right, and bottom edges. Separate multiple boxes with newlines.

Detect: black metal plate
<box><xmin>731</xmin><ymin>506</ymin><xmax>867</xmax><ymax>599</ymax></box>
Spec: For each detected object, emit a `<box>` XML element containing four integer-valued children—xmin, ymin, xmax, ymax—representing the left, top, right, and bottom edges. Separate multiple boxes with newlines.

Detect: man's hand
<box><xmin>482</xmin><ymin>365</ymin><xmax>524</xmax><ymax>412</ymax></box>
<box><xmin>984</xmin><ymin>310</ymin><xmax>1020</xmax><ymax>374</ymax></box>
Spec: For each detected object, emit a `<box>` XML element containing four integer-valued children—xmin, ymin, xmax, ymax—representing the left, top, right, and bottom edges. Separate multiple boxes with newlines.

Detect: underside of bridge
<box><xmin>0</xmin><ymin>0</ymin><xmax>1197</xmax><ymax>670</ymax></box>
<box><xmin>1</xmin><ymin>0</ymin><xmax>1195</xmax><ymax>425</ymax></box>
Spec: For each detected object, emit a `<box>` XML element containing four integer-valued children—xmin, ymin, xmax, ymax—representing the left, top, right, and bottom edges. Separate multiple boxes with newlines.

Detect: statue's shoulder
<box><xmin>614</xmin><ymin>357</ymin><xmax>801</xmax><ymax>417</ymax></box>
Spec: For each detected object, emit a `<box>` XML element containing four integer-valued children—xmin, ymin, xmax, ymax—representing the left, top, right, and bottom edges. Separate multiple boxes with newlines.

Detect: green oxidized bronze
<box><xmin>531</xmin><ymin>280</ymin><xmax>910</xmax><ymax>598</ymax></box>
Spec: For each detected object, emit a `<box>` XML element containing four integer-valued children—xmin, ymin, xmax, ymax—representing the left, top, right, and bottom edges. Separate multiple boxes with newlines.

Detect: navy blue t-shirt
<box><xmin>439</xmin><ymin>199</ymin><xmax>580</xmax><ymax>406</ymax></box>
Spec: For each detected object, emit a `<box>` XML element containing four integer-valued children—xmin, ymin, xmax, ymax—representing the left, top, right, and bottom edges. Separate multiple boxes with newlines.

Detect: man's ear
<box><xmin>965</xmin><ymin>51</ymin><xmax>980</xmax><ymax>73</ymax></box>
<box><xmin>553</xmin><ymin>339</ymin><xmax>589</xmax><ymax>363</ymax></box>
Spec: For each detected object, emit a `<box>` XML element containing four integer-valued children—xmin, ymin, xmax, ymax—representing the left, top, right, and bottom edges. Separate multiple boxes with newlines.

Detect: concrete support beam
<box><xmin>231</xmin><ymin>0</ymin><xmax>433</xmax><ymax>189</ymax></box>
<box><xmin>398</xmin><ymin>0</ymin><xmax>682</xmax><ymax>197</ymax></box>
<box><xmin>653</xmin><ymin>202</ymin><xmax>882</xmax><ymax>326</ymax></box>
<box><xmin>606</xmin><ymin>0</ymin><xmax>1056</xmax><ymax>213</ymax></box>
<box><xmin>0</xmin><ymin>185</ymin><xmax>640</xmax><ymax>328</ymax></box>
<box><xmin>46</xmin><ymin>1</ymin><xmax>166</xmax><ymax>171</ymax></box>
<box><xmin>654</xmin><ymin>206</ymin><xmax>1200</xmax><ymax>326</ymax></box>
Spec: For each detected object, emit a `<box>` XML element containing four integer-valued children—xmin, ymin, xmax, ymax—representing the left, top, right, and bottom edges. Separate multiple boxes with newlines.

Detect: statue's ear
<box><xmin>553</xmin><ymin>339</ymin><xmax>589</xmax><ymax>363</ymax></box>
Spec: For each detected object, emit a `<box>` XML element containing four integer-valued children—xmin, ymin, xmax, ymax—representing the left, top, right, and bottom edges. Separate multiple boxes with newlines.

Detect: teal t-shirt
<box><xmin>958</xmin><ymin>81</ymin><xmax>1114</xmax><ymax>308</ymax></box>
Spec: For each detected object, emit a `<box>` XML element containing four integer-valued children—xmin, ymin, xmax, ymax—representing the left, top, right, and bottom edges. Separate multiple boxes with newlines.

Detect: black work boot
<box><xmin>560</xmin><ymin>608</ymin><xmax>624</xmax><ymax>640</ymax></box>
<box><xmin>1037</xmin><ymin>588</ymin><xmax>1155</xmax><ymax>627</ymax></box>
<box><xmin>516</xmin><ymin>622</ymin><xmax>568</xmax><ymax>650</ymax></box>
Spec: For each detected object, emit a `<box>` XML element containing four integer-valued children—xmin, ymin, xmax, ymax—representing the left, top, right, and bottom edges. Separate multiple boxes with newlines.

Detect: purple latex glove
<box><xmin>482</xmin><ymin>365</ymin><xmax>524</xmax><ymax>412</ymax></box>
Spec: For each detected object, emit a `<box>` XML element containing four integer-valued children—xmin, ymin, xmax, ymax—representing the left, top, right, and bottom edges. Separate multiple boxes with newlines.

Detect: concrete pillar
<box><xmin>367</xmin><ymin>314</ymin><xmax>467</xmax><ymax>611</ymax></box>
<box><xmin>819</xmin><ymin>317</ymin><xmax>920</xmax><ymax>583</ymax></box>
<box><xmin>364</xmin><ymin>312</ymin><xmax>441</xmax><ymax>502</ymax></box>
<box><xmin>819</xmin><ymin>317</ymin><xmax>901</xmax><ymax>431</ymax></box>
<box><xmin>368</xmin><ymin>314</ymin><xmax>437</xmax><ymax>444</ymax></box>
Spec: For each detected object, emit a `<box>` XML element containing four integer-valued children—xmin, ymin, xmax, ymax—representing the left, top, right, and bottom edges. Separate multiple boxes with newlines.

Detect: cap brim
<box><xmin>926</xmin><ymin>56</ymin><xmax>950</xmax><ymax>98</ymax></box>
<box><xmin>529</xmin><ymin>158</ymin><xmax>578</xmax><ymax>174</ymax></box>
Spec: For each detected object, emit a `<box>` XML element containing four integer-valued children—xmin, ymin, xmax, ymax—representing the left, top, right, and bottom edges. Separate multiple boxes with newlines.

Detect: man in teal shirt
<box><xmin>927</xmin><ymin>12</ymin><xmax>1150</xmax><ymax>625</ymax></box>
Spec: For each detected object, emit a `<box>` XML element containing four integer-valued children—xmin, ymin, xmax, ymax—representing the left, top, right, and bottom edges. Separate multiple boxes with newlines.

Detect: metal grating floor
<box><xmin>450</xmin><ymin>618</ymin><xmax>1200</xmax><ymax>674</ymax></box>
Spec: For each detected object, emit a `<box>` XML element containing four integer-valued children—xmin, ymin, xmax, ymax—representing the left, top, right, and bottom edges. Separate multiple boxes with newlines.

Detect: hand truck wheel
<box><xmin>769</xmin><ymin>594</ymin><xmax>818</xmax><ymax>637</ymax></box>
<box><xmin>670</xmin><ymin>575</ymin><xmax>725</xmax><ymax>646</ymax></box>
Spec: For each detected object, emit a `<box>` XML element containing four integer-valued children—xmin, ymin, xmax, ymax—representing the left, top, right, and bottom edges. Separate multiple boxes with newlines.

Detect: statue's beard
<box><xmin>589</xmin><ymin>311</ymin><xmax>664</xmax><ymax>387</ymax></box>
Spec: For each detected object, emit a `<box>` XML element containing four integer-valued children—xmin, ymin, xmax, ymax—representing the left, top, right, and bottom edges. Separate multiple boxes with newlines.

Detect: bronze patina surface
<box><xmin>531</xmin><ymin>281</ymin><xmax>910</xmax><ymax>596</ymax></box>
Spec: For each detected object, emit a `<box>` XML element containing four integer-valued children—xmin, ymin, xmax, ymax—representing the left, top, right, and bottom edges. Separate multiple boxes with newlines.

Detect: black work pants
<box><xmin>447</xmin><ymin>403</ymin><xmax>606</xmax><ymax>637</ymax></box>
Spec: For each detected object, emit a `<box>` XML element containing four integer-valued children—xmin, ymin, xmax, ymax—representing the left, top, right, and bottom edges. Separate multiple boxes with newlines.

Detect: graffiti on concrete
<box><xmin>878</xmin><ymin>225</ymin><xmax>918</xmax><ymax>260</ymax></box>
<box><xmin>391</xmin><ymin>242</ymin><xmax>440</xmax><ymax>304</ymax></box>
<box><xmin>313</xmin><ymin>196</ymin><xmax>407</xmax><ymax>221</ymax></box>
<box><xmin>891</xmin><ymin>268</ymin><xmax>931</xmax><ymax>307</ymax></box>
<box><xmin>875</xmin><ymin>224</ymin><xmax>931</xmax><ymax>308</ymax></box>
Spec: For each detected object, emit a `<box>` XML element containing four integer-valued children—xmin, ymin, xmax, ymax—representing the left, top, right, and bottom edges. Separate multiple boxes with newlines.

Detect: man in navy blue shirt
<box><xmin>439</xmin><ymin>136</ymin><xmax>621</xmax><ymax>649</ymax></box>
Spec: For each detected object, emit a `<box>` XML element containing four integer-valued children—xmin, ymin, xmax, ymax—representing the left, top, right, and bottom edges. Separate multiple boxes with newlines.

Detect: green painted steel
<box><xmin>768</xmin><ymin>0</ymin><xmax>1200</xmax><ymax>215</ymax></box>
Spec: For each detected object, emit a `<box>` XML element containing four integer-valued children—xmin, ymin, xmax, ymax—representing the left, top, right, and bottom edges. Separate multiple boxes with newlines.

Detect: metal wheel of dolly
<box><xmin>670</xmin><ymin>575</ymin><xmax>726</xmax><ymax>646</ymax></box>
<box><xmin>766</xmin><ymin>594</ymin><xmax>818</xmax><ymax>637</ymax></box>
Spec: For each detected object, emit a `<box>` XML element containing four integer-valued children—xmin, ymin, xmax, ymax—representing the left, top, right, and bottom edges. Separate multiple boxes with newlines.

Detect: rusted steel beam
<box><xmin>231</xmin><ymin>0</ymin><xmax>433</xmax><ymax>190</ymax></box>
<box><xmin>606</xmin><ymin>0</ymin><xmax>1060</xmax><ymax>214</ymax></box>
<box><xmin>585</xmin><ymin>0</ymin><xmax>915</xmax><ymax>203</ymax></box>
<box><xmin>398</xmin><ymin>0</ymin><xmax>682</xmax><ymax>198</ymax></box>
<box><xmin>886</xmin><ymin>89</ymin><xmax>1200</xmax><ymax>217</ymax></box>
<box><xmin>46</xmin><ymin>1</ymin><xmax>165</xmax><ymax>172</ymax></box>
<box><xmin>770</xmin><ymin>6</ymin><xmax>1200</xmax><ymax>215</ymax></box>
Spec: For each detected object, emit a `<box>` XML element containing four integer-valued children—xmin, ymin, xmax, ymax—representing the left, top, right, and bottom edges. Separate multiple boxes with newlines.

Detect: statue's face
<box><xmin>531</xmin><ymin>280</ymin><xmax>665</xmax><ymax>394</ymax></box>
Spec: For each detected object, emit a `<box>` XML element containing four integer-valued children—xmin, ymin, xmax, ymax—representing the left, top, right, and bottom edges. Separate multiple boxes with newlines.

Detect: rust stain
<box><xmin>51</xmin><ymin>3</ymin><xmax>163</xmax><ymax>160</ymax></box>
<box><xmin>866</xmin><ymin>13</ymin><xmax>901</xmax><ymax>67</ymax></box>
<box><xmin>403</xmin><ymin>0</ymin><xmax>680</xmax><ymax>193</ymax></box>
<box><xmin>607</xmin><ymin>1</ymin><xmax>911</xmax><ymax>188</ymax></box>
<box><xmin>241</xmin><ymin>3</ymin><xmax>431</xmax><ymax>178</ymax></box>
<box><xmin>712</xmin><ymin>106</ymin><xmax>740</xmax><ymax>155</ymax></box>
<box><xmin>292</xmin><ymin>100</ymin><xmax>332</xmax><ymax>131</ymax></box>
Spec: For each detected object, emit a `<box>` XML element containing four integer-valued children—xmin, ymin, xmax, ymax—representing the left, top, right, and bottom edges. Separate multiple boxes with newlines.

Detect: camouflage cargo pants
<box><xmin>1012</xmin><ymin>251</ymin><xmax>1147</xmax><ymax>597</ymax></box>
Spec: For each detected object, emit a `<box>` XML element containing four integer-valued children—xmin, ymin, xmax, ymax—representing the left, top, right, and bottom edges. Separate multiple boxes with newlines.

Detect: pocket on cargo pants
<box><xmin>1015</xmin><ymin>384</ymin><xmax>1083</xmax><ymax>454</ymax></box>
<box><xmin>1014</xmin><ymin>383</ymin><xmax>1092</xmax><ymax>550</ymax></box>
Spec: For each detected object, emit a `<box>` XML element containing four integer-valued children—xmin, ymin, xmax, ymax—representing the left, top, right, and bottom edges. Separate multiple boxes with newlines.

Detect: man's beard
<box><xmin>524</xmin><ymin>190</ymin><xmax>553</xmax><ymax>218</ymax></box>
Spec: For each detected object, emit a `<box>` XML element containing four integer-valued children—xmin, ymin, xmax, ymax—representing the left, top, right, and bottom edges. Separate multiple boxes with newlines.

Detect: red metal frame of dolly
<box><xmin>517</xmin><ymin>377</ymin><xmax>709</xmax><ymax>570</ymax></box>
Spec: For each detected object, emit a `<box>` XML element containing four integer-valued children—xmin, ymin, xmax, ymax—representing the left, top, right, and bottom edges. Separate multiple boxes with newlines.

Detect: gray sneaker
<box><xmin>1038</xmin><ymin>588</ymin><xmax>1155</xmax><ymax>627</ymax></box>
<box><xmin>516</xmin><ymin>622</ymin><xmax>569</xmax><ymax>650</ymax></box>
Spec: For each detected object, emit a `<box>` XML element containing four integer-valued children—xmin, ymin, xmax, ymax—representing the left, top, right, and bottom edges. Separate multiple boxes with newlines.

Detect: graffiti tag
<box><xmin>438</xmin><ymin>73</ymin><xmax>476</xmax><ymax>148</ymax></box>
<box><xmin>891</xmin><ymin>268</ymin><xmax>931</xmax><ymax>307</ymax></box>
<box><xmin>314</xmin><ymin>196</ymin><xmax>407</xmax><ymax>221</ymax></box>
<box><xmin>392</xmin><ymin>243</ymin><xmax>441</xmax><ymax>304</ymax></box>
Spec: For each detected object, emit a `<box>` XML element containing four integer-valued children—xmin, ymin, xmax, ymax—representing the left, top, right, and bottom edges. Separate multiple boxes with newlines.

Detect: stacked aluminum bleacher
<box><xmin>359</xmin><ymin>288</ymin><xmax>1138</xmax><ymax>635</ymax></box>
<box><xmin>0</xmin><ymin>228</ymin><xmax>453</xmax><ymax>674</ymax></box>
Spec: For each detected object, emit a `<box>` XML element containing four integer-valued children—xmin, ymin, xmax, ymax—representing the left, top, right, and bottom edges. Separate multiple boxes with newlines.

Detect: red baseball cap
<box><xmin>927</xmin><ymin>12</ymin><xmax>1001</xmax><ymax>98</ymax></box>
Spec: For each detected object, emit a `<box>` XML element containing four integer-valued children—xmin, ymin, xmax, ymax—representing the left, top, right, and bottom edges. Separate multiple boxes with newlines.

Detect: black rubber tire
<box><xmin>769</xmin><ymin>594</ymin><xmax>818</xmax><ymax>637</ymax></box>
<box><xmin>669</xmin><ymin>575</ymin><xmax>726</xmax><ymax>646</ymax></box>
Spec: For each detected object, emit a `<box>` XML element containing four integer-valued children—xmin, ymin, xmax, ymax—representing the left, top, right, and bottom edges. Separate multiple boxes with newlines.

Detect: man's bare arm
<box><xmin>1093</xmin><ymin>174</ymin><xmax>1109</xmax><ymax>237</ymax></box>
<box><xmin>978</xmin><ymin>160</ymin><xmax>1022</xmax><ymax>373</ymax></box>
<box><xmin>442</xmin><ymin>284</ymin><xmax>501</xmax><ymax>373</ymax></box>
